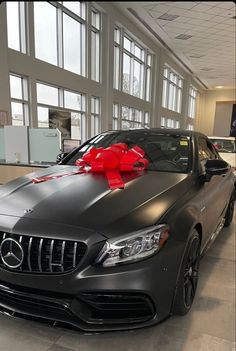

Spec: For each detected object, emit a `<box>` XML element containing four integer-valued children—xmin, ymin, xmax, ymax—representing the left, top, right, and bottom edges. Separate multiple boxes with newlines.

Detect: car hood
<box><xmin>0</xmin><ymin>165</ymin><xmax>191</xmax><ymax>238</ymax></box>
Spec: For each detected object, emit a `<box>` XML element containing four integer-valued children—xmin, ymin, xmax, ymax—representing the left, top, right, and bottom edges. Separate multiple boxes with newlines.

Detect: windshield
<box><xmin>62</xmin><ymin>131</ymin><xmax>192</xmax><ymax>173</ymax></box>
<box><xmin>210</xmin><ymin>138</ymin><xmax>236</xmax><ymax>153</ymax></box>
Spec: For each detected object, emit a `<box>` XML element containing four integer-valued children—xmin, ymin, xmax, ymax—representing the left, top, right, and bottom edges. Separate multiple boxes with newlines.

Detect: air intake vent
<box><xmin>158</xmin><ymin>13</ymin><xmax>179</xmax><ymax>21</ymax></box>
<box><xmin>0</xmin><ymin>232</ymin><xmax>87</xmax><ymax>274</ymax></box>
<box><xmin>175</xmin><ymin>34</ymin><xmax>192</xmax><ymax>40</ymax></box>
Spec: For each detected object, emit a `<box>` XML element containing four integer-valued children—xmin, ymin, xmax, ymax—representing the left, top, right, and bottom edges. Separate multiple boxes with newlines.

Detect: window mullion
<box><xmin>57</xmin><ymin>5</ymin><xmax>63</xmax><ymax>68</ymax></box>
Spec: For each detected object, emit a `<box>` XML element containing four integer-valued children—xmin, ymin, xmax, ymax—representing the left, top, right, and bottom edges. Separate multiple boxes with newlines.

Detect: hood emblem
<box><xmin>0</xmin><ymin>238</ymin><xmax>24</xmax><ymax>269</ymax></box>
<box><xmin>24</xmin><ymin>209</ymin><xmax>33</xmax><ymax>214</ymax></box>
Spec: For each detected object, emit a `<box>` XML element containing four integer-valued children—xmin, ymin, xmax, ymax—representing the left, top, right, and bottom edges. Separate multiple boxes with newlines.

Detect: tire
<box><xmin>172</xmin><ymin>229</ymin><xmax>201</xmax><ymax>316</ymax></box>
<box><xmin>224</xmin><ymin>190</ymin><xmax>235</xmax><ymax>227</ymax></box>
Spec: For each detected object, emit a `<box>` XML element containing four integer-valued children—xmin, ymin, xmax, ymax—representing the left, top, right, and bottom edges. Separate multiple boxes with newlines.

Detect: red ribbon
<box><xmin>32</xmin><ymin>143</ymin><xmax>149</xmax><ymax>190</ymax></box>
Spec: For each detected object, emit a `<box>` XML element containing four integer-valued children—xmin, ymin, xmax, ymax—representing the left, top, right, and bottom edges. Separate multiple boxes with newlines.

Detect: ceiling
<box><xmin>114</xmin><ymin>1</ymin><xmax>236</xmax><ymax>90</ymax></box>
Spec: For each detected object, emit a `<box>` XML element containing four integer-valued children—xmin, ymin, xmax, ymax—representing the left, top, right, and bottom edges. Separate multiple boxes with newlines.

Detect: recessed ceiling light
<box><xmin>175</xmin><ymin>34</ymin><xmax>193</xmax><ymax>40</ymax></box>
<box><xmin>158</xmin><ymin>13</ymin><xmax>179</xmax><ymax>21</ymax></box>
<box><xmin>215</xmin><ymin>86</ymin><xmax>224</xmax><ymax>88</ymax></box>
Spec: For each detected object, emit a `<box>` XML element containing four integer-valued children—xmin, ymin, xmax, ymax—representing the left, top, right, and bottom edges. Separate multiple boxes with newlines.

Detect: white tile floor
<box><xmin>0</xmin><ymin>213</ymin><xmax>235</xmax><ymax>351</ymax></box>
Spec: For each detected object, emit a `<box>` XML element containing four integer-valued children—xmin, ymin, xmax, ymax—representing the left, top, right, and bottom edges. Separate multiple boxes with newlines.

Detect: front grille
<box><xmin>0</xmin><ymin>232</ymin><xmax>87</xmax><ymax>274</ymax></box>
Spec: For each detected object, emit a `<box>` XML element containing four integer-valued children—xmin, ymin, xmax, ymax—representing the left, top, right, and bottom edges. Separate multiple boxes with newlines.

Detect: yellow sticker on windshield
<box><xmin>180</xmin><ymin>141</ymin><xmax>188</xmax><ymax>146</ymax></box>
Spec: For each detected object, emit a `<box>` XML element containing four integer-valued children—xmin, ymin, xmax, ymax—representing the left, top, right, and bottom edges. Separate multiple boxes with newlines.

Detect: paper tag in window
<box><xmin>180</xmin><ymin>140</ymin><xmax>188</xmax><ymax>146</ymax></box>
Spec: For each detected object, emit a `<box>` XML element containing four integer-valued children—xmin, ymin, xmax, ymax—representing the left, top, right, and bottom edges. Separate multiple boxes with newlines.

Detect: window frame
<box><xmin>113</xmin><ymin>26</ymin><xmax>152</xmax><ymax>101</ymax></box>
<box><xmin>162</xmin><ymin>66</ymin><xmax>183</xmax><ymax>113</ymax></box>
<box><xmin>9</xmin><ymin>73</ymin><xmax>29</xmax><ymax>126</ymax></box>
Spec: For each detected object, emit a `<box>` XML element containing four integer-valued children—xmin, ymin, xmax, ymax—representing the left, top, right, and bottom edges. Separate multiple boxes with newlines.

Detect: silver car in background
<box><xmin>208</xmin><ymin>136</ymin><xmax>236</xmax><ymax>176</ymax></box>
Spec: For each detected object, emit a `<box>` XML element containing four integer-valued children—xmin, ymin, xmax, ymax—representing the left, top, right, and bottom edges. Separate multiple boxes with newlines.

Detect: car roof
<box><xmin>105</xmin><ymin>128</ymin><xmax>206</xmax><ymax>138</ymax></box>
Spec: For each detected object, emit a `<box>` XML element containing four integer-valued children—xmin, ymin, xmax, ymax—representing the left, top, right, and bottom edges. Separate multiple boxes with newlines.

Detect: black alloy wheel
<box><xmin>172</xmin><ymin>229</ymin><xmax>201</xmax><ymax>315</ymax></box>
<box><xmin>183</xmin><ymin>235</ymin><xmax>200</xmax><ymax>309</ymax></box>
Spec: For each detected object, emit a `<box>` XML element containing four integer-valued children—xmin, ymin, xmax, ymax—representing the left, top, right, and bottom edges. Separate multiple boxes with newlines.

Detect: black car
<box><xmin>0</xmin><ymin>129</ymin><xmax>235</xmax><ymax>331</ymax></box>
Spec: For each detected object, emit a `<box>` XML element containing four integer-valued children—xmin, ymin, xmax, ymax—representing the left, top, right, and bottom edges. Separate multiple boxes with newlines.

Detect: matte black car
<box><xmin>0</xmin><ymin>129</ymin><xmax>235</xmax><ymax>331</ymax></box>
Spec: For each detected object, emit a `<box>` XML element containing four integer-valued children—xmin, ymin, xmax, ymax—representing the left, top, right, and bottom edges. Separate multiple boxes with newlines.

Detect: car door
<box><xmin>197</xmin><ymin>136</ymin><xmax>232</xmax><ymax>243</ymax></box>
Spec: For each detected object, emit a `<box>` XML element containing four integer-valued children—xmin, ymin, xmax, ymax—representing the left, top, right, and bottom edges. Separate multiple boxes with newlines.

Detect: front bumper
<box><xmin>0</xmin><ymin>237</ymin><xmax>185</xmax><ymax>331</ymax></box>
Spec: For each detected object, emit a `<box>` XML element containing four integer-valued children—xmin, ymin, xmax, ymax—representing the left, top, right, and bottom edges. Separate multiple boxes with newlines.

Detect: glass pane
<box><xmin>91</xmin><ymin>10</ymin><xmax>100</xmax><ymax>30</ymax></box>
<box><xmin>146</xmin><ymin>67</ymin><xmax>151</xmax><ymax>102</ymax></box>
<box><xmin>63</xmin><ymin>1</ymin><xmax>86</xmax><ymax>19</ymax></box>
<box><xmin>162</xmin><ymin>79</ymin><xmax>167</xmax><ymax>108</ymax></box>
<box><xmin>91</xmin><ymin>30</ymin><xmax>100</xmax><ymax>82</ymax></box>
<box><xmin>71</xmin><ymin>112</ymin><xmax>81</xmax><ymax>140</ymax></box>
<box><xmin>64</xmin><ymin>90</ymin><xmax>82</xmax><ymax>110</ymax></box>
<box><xmin>144</xmin><ymin>112</ymin><xmax>149</xmax><ymax>126</ymax></box>
<box><xmin>113</xmin><ymin>103</ymin><xmax>119</xmax><ymax>118</ymax></box>
<box><xmin>121</xmin><ymin>106</ymin><xmax>129</xmax><ymax>119</ymax></box>
<box><xmin>10</xmin><ymin>75</ymin><xmax>22</xmax><ymax>99</ymax></box>
<box><xmin>7</xmin><ymin>2</ymin><xmax>20</xmax><ymax>51</ymax></box>
<box><xmin>161</xmin><ymin>117</ymin><xmax>166</xmax><ymax>127</ymax></box>
<box><xmin>11</xmin><ymin>101</ymin><xmax>23</xmax><ymax>125</ymax></box>
<box><xmin>122</xmin><ymin>53</ymin><xmax>131</xmax><ymax>93</ymax></box>
<box><xmin>37</xmin><ymin>106</ymin><xmax>49</xmax><ymax>128</ymax></box>
<box><xmin>134</xmin><ymin>45</ymin><xmax>142</xmax><ymax>60</ymax></box>
<box><xmin>34</xmin><ymin>2</ymin><xmax>58</xmax><ymax>65</ymax></box>
<box><xmin>133</xmin><ymin>60</ymin><xmax>141</xmax><ymax>98</ymax></box>
<box><xmin>113</xmin><ymin>46</ymin><xmax>120</xmax><ymax>89</ymax></box>
<box><xmin>114</xmin><ymin>27</ymin><xmax>120</xmax><ymax>44</ymax></box>
<box><xmin>124</xmin><ymin>37</ymin><xmax>131</xmax><ymax>52</ymax></box>
<box><xmin>113</xmin><ymin>118</ymin><xmax>119</xmax><ymax>130</ymax></box>
<box><xmin>164</xmin><ymin>67</ymin><xmax>168</xmax><ymax>78</ymax></box>
<box><xmin>121</xmin><ymin>120</ymin><xmax>131</xmax><ymax>130</ymax></box>
<box><xmin>63</xmin><ymin>13</ymin><xmax>85</xmax><ymax>76</ymax></box>
<box><xmin>177</xmin><ymin>89</ymin><xmax>182</xmax><ymax>113</ymax></box>
<box><xmin>37</xmin><ymin>83</ymin><xmax>59</xmax><ymax>106</ymax></box>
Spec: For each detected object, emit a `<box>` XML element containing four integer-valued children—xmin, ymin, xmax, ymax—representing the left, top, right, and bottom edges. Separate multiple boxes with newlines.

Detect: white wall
<box><xmin>196</xmin><ymin>89</ymin><xmax>236</xmax><ymax>136</ymax></box>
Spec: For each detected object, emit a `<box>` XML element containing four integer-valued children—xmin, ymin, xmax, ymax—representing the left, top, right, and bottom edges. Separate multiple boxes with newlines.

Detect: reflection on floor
<box><xmin>0</xmin><ymin>214</ymin><xmax>235</xmax><ymax>351</ymax></box>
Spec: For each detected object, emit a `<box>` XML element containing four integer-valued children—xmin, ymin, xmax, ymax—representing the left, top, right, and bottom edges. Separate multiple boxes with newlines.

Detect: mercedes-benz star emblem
<box><xmin>0</xmin><ymin>238</ymin><xmax>24</xmax><ymax>269</ymax></box>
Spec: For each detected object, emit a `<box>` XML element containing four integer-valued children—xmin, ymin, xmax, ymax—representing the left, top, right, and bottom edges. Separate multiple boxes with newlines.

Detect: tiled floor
<box><xmin>0</xmin><ymin>214</ymin><xmax>235</xmax><ymax>351</ymax></box>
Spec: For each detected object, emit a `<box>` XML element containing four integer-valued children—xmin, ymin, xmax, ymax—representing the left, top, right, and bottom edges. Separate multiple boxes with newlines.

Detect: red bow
<box><xmin>32</xmin><ymin>143</ymin><xmax>149</xmax><ymax>190</ymax></box>
<box><xmin>76</xmin><ymin>143</ymin><xmax>149</xmax><ymax>189</ymax></box>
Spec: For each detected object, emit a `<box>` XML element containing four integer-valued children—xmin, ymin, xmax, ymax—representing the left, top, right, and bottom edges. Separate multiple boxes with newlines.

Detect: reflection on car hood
<box><xmin>0</xmin><ymin>165</ymin><xmax>191</xmax><ymax>238</ymax></box>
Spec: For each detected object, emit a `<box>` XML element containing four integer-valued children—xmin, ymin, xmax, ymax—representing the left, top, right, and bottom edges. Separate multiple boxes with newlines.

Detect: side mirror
<box><xmin>56</xmin><ymin>152</ymin><xmax>68</xmax><ymax>164</ymax></box>
<box><xmin>205</xmin><ymin>159</ymin><xmax>230</xmax><ymax>176</ymax></box>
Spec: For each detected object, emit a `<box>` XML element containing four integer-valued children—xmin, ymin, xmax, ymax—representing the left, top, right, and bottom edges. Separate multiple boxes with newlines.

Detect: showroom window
<box><xmin>188</xmin><ymin>86</ymin><xmax>197</xmax><ymax>118</ymax></box>
<box><xmin>6</xmin><ymin>2</ymin><xmax>26</xmax><ymax>53</ymax></box>
<box><xmin>36</xmin><ymin>82</ymin><xmax>87</xmax><ymax>143</ymax></box>
<box><xmin>187</xmin><ymin>124</ymin><xmax>194</xmax><ymax>131</ymax></box>
<box><xmin>114</xmin><ymin>26</ymin><xmax>152</xmax><ymax>101</ymax></box>
<box><xmin>113</xmin><ymin>103</ymin><xmax>150</xmax><ymax>130</ymax></box>
<box><xmin>162</xmin><ymin>66</ymin><xmax>183</xmax><ymax>113</ymax></box>
<box><xmin>91</xmin><ymin>96</ymin><xmax>101</xmax><ymax>137</ymax></box>
<box><xmin>10</xmin><ymin>74</ymin><xmax>29</xmax><ymax>126</ymax></box>
<box><xmin>161</xmin><ymin>117</ymin><xmax>180</xmax><ymax>129</ymax></box>
<box><xmin>34</xmin><ymin>2</ymin><xmax>101</xmax><ymax>81</ymax></box>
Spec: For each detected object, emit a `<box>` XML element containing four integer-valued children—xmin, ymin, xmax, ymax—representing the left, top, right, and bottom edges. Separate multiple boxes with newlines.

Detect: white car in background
<box><xmin>208</xmin><ymin>136</ymin><xmax>236</xmax><ymax>176</ymax></box>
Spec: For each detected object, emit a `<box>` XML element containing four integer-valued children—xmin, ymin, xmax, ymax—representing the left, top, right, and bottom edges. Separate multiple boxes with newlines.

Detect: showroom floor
<box><xmin>0</xmin><ymin>214</ymin><xmax>235</xmax><ymax>351</ymax></box>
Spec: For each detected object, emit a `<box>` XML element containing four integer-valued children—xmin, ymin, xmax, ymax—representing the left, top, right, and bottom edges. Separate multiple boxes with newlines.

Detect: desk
<box><xmin>0</xmin><ymin>162</ymin><xmax>54</xmax><ymax>184</ymax></box>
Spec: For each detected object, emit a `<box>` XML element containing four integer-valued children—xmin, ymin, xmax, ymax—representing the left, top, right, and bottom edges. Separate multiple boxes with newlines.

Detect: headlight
<box><xmin>95</xmin><ymin>224</ymin><xmax>169</xmax><ymax>267</ymax></box>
